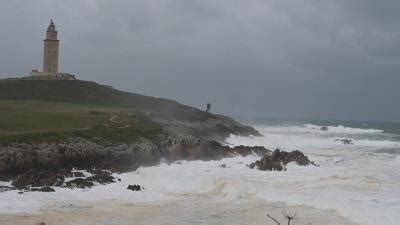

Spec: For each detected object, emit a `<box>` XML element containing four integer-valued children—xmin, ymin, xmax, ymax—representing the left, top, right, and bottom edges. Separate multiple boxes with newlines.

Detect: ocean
<box><xmin>1</xmin><ymin>118</ymin><xmax>399</xmax><ymax>224</ymax></box>
<box><xmin>225</xmin><ymin>118</ymin><xmax>400</xmax><ymax>224</ymax></box>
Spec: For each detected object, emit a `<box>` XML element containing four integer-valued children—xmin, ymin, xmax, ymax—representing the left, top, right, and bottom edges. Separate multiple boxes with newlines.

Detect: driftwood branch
<box><xmin>267</xmin><ymin>214</ymin><xmax>281</xmax><ymax>225</ymax></box>
<box><xmin>267</xmin><ymin>211</ymin><xmax>297</xmax><ymax>225</ymax></box>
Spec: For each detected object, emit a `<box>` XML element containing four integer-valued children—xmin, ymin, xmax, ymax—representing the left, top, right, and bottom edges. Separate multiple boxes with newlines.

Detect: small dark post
<box><xmin>206</xmin><ymin>103</ymin><xmax>211</xmax><ymax>113</ymax></box>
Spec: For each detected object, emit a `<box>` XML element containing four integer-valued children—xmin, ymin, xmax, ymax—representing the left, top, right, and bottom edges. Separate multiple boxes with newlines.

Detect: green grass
<box><xmin>0</xmin><ymin>79</ymin><xmax>214</xmax><ymax>122</ymax></box>
<box><xmin>0</xmin><ymin>100</ymin><xmax>161</xmax><ymax>144</ymax></box>
<box><xmin>0</xmin><ymin>79</ymin><xmax>217</xmax><ymax>144</ymax></box>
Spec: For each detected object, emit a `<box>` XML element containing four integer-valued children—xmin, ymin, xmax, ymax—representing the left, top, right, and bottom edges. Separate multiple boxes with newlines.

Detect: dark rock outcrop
<box><xmin>320</xmin><ymin>126</ymin><xmax>328</xmax><ymax>131</ymax></box>
<box><xmin>127</xmin><ymin>184</ymin><xmax>141</xmax><ymax>191</ymax></box>
<box><xmin>87</xmin><ymin>170</ymin><xmax>115</xmax><ymax>185</ymax></box>
<box><xmin>64</xmin><ymin>170</ymin><xmax>116</xmax><ymax>189</ymax></box>
<box><xmin>1</xmin><ymin>134</ymin><xmax>270</xmax><ymax>190</ymax></box>
<box><xmin>30</xmin><ymin>186</ymin><xmax>55</xmax><ymax>192</ymax></box>
<box><xmin>335</xmin><ymin>138</ymin><xmax>353</xmax><ymax>145</ymax></box>
<box><xmin>11</xmin><ymin>169</ymin><xmax>64</xmax><ymax>189</ymax></box>
<box><xmin>65</xmin><ymin>178</ymin><xmax>94</xmax><ymax>189</ymax></box>
<box><xmin>252</xmin><ymin>149</ymin><xmax>316</xmax><ymax>171</ymax></box>
<box><xmin>247</xmin><ymin>163</ymin><xmax>256</xmax><ymax>169</ymax></box>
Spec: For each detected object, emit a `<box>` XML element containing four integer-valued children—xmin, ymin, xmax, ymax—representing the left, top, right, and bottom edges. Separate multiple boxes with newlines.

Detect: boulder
<box><xmin>87</xmin><ymin>170</ymin><xmax>115</xmax><ymax>184</ymax></box>
<box><xmin>253</xmin><ymin>149</ymin><xmax>317</xmax><ymax>171</ymax></box>
<box><xmin>127</xmin><ymin>184</ymin><xmax>141</xmax><ymax>191</ymax></box>
<box><xmin>335</xmin><ymin>138</ymin><xmax>353</xmax><ymax>145</ymax></box>
<box><xmin>11</xmin><ymin>169</ymin><xmax>64</xmax><ymax>189</ymax></box>
<box><xmin>320</xmin><ymin>126</ymin><xmax>328</xmax><ymax>131</ymax></box>
<box><xmin>247</xmin><ymin>163</ymin><xmax>256</xmax><ymax>169</ymax></box>
<box><xmin>65</xmin><ymin>178</ymin><xmax>94</xmax><ymax>189</ymax></box>
<box><xmin>30</xmin><ymin>186</ymin><xmax>55</xmax><ymax>192</ymax></box>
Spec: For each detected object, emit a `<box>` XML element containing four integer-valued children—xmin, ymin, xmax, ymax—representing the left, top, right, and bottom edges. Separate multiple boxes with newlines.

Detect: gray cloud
<box><xmin>1</xmin><ymin>0</ymin><xmax>400</xmax><ymax>122</ymax></box>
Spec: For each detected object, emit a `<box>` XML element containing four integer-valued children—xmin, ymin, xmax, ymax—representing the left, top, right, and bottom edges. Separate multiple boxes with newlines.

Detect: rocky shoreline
<box><xmin>0</xmin><ymin>134</ymin><xmax>317</xmax><ymax>192</ymax></box>
<box><xmin>0</xmin><ymin>113</ymin><xmax>316</xmax><ymax>192</ymax></box>
<box><xmin>0</xmin><ymin>132</ymin><xmax>267</xmax><ymax>190</ymax></box>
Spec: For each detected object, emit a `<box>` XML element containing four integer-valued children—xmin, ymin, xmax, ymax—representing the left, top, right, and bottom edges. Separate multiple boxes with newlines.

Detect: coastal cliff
<box><xmin>0</xmin><ymin>79</ymin><xmax>267</xmax><ymax>189</ymax></box>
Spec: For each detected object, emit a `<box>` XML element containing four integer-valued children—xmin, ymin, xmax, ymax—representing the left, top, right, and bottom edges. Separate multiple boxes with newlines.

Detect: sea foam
<box><xmin>225</xmin><ymin>124</ymin><xmax>400</xmax><ymax>225</ymax></box>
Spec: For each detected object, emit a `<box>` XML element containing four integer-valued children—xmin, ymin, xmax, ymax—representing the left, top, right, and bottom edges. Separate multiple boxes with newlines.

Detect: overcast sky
<box><xmin>1</xmin><ymin>1</ymin><xmax>400</xmax><ymax>122</ymax></box>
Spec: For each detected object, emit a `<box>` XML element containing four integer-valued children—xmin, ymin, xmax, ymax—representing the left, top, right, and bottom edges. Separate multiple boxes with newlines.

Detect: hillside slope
<box><xmin>0</xmin><ymin>79</ymin><xmax>208</xmax><ymax>121</ymax></box>
<box><xmin>0</xmin><ymin>79</ymin><xmax>259</xmax><ymax>141</ymax></box>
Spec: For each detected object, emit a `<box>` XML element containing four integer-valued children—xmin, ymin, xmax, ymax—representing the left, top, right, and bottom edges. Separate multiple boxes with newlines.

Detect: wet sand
<box><xmin>0</xmin><ymin>197</ymin><xmax>356</xmax><ymax>225</ymax></box>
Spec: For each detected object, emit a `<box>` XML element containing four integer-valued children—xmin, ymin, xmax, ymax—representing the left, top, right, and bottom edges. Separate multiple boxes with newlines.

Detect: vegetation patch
<box><xmin>0</xmin><ymin>100</ymin><xmax>161</xmax><ymax>144</ymax></box>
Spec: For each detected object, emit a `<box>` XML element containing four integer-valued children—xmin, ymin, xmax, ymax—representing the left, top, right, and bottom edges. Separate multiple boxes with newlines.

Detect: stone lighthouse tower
<box><xmin>28</xmin><ymin>20</ymin><xmax>75</xmax><ymax>79</ymax></box>
<box><xmin>43</xmin><ymin>19</ymin><xmax>59</xmax><ymax>75</ymax></box>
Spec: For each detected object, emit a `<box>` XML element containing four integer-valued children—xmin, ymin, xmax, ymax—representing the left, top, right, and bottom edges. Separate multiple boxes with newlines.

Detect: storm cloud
<box><xmin>1</xmin><ymin>0</ymin><xmax>400</xmax><ymax>121</ymax></box>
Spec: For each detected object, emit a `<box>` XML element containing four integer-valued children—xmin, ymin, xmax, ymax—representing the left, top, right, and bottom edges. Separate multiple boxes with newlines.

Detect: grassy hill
<box><xmin>0</xmin><ymin>79</ymin><xmax>211</xmax><ymax>121</ymax></box>
<box><xmin>0</xmin><ymin>79</ymin><xmax>216</xmax><ymax>144</ymax></box>
<box><xmin>0</xmin><ymin>79</ymin><xmax>257</xmax><ymax>144</ymax></box>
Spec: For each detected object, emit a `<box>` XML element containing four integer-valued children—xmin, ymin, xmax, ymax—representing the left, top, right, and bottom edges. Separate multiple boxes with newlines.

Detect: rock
<box><xmin>30</xmin><ymin>186</ymin><xmax>55</xmax><ymax>192</ymax></box>
<box><xmin>87</xmin><ymin>170</ymin><xmax>115</xmax><ymax>185</ymax></box>
<box><xmin>320</xmin><ymin>126</ymin><xmax>328</xmax><ymax>131</ymax></box>
<box><xmin>65</xmin><ymin>178</ymin><xmax>94</xmax><ymax>189</ymax></box>
<box><xmin>155</xmin><ymin>135</ymin><xmax>270</xmax><ymax>162</ymax></box>
<box><xmin>127</xmin><ymin>184</ymin><xmax>141</xmax><ymax>191</ymax></box>
<box><xmin>219</xmin><ymin>164</ymin><xmax>227</xmax><ymax>168</ymax></box>
<box><xmin>11</xmin><ymin>169</ymin><xmax>65</xmax><ymax>189</ymax></box>
<box><xmin>0</xmin><ymin>186</ymin><xmax>15</xmax><ymax>192</ymax></box>
<box><xmin>247</xmin><ymin>163</ymin><xmax>256</xmax><ymax>169</ymax></box>
<box><xmin>231</xmin><ymin>145</ymin><xmax>269</xmax><ymax>156</ymax></box>
<box><xmin>335</xmin><ymin>138</ymin><xmax>353</xmax><ymax>145</ymax></box>
<box><xmin>253</xmin><ymin>149</ymin><xmax>316</xmax><ymax>171</ymax></box>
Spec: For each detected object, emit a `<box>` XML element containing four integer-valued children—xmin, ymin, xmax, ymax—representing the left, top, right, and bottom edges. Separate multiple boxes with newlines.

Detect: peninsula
<box><xmin>0</xmin><ymin>20</ymin><xmax>312</xmax><ymax>192</ymax></box>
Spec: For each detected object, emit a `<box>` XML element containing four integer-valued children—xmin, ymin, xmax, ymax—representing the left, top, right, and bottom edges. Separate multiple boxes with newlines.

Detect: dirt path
<box><xmin>109</xmin><ymin>115</ymin><xmax>131</xmax><ymax>129</ymax></box>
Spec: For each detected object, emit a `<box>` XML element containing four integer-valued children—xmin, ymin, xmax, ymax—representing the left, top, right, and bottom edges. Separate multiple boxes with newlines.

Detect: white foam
<box><xmin>226</xmin><ymin>125</ymin><xmax>399</xmax><ymax>156</ymax></box>
<box><xmin>225</xmin><ymin>125</ymin><xmax>400</xmax><ymax>225</ymax></box>
<box><xmin>305</xmin><ymin>124</ymin><xmax>383</xmax><ymax>134</ymax></box>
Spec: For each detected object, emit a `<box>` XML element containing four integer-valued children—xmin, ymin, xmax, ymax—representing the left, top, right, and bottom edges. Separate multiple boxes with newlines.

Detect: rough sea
<box><xmin>1</xmin><ymin>118</ymin><xmax>399</xmax><ymax>224</ymax></box>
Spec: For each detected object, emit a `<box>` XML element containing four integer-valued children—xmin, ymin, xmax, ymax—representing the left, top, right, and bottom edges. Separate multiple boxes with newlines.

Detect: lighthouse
<box><xmin>28</xmin><ymin>20</ymin><xmax>75</xmax><ymax>80</ymax></box>
<box><xmin>43</xmin><ymin>19</ymin><xmax>59</xmax><ymax>75</ymax></box>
